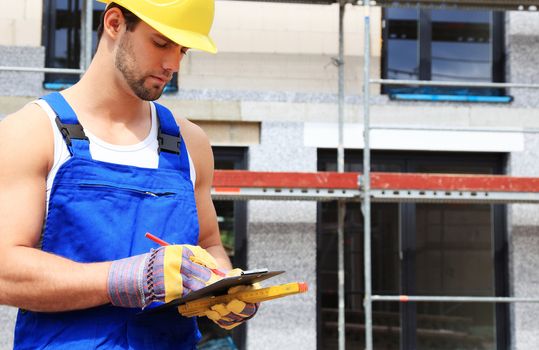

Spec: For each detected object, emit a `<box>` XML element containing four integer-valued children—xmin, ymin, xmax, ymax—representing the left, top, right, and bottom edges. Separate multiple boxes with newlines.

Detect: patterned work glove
<box><xmin>108</xmin><ymin>244</ymin><xmax>222</xmax><ymax>308</ymax></box>
<box><xmin>204</xmin><ymin>269</ymin><xmax>260</xmax><ymax>330</ymax></box>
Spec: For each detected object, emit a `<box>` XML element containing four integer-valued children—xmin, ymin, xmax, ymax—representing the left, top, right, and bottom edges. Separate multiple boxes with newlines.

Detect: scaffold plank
<box><xmin>368</xmin><ymin>172</ymin><xmax>539</xmax><ymax>192</ymax></box>
<box><xmin>213</xmin><ymin>170</ymin><xmax>359</xmax><ymax>189</ymax></box>
<box><xmin>212</xmin><ymin>170</ymin><xmax>361</xmax><ymax>201</ymax></box>
<box><xmin>211</xmin><ymin>170</ymin><xmax>539</xmax><ymax>203</ymax></box>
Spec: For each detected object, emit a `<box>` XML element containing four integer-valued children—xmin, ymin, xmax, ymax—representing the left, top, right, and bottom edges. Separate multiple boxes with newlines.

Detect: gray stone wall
<box><xmin>506</xmin><ymin>12</ymin><xmax>539</xmax><ymax>108</ymax></box>
<box><xmin>246</xmin><ymin>122</ymin><xmax>318</xmax><ymax>350</ymax></box>
<box><xmin>0</xmin><ymin>306</ymin><xmax>16</xmax><ymax>350</ymax></box>
<box><xmin>508</xmin><ymin>133</ymin><xmax>539</xmax><ymax>350</ymax></box>
<box><xmin>0</xmin><ymin>45</ymin><xmax>45</xmax><ymax>97</ymax></box>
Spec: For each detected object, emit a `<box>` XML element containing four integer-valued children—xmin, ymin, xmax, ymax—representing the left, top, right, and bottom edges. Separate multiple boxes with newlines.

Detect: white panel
<box><xmin>304</xmin><ymin>122</ymin><xmax>525</xmax><ymax>152</ymax></box>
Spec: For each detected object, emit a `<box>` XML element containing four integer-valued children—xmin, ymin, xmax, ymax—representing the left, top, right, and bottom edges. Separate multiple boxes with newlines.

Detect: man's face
<box><xmin>114</xmin><ymin>22</ymin><xmax>188</xmax><ymax>101</ymax></box>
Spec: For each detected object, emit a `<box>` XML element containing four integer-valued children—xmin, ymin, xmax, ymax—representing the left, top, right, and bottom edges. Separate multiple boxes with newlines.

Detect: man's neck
<box><xmin>68</xmin><ymin>55</ymin><xmax>148</xmax><ymax>122</ymax></box>
<box><xmin>60</xmin><ymin>54</ymin><xmax>153</xmax><ymax>145</ymax></box>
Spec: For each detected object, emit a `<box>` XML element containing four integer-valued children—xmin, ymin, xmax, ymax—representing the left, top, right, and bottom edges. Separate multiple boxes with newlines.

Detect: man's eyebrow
<box><xmin>153</xmin><ymin>33</ymin><xmax>179</xmax><ymax>47</ymax></box>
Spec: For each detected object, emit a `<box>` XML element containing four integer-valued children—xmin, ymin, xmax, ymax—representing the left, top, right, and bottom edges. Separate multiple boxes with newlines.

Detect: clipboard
<box><xmin>142</xmin><ymin>269</ymin><xmax>284</xmax><ymax>314</ymax></box>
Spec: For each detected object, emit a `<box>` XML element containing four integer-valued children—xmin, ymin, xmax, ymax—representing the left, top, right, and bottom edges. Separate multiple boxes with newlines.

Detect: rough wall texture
<box><xmin>246</xmin><ymin>122</ymin><xmax>318</xmax><ymax>350</ymax></box>
<box><xmin>0</xmin><ymin>306</ymin><xmax>16</xmax><ymax>349</ymax></box>
<box><xmin>0</xmin><ymin>45</ymin><xmax>45</xmax><ymax>97</ymax></box>
<box><xmin>504</xmin><ymin>13</ymin><xmax>539</xmax><ymax>348</ymax></box>
<box><xmin>510</xmin><ymin>227</ymin><xmax>539</xmax><ymax>350</ymax></box>
<box><xmin>508</xmin><ymin>134</ymin><xmax>539</xmax><ymax>350</ymax></box>
<box><xmin>506</xmin><ymin>12</ymin><xmax>539</xmax><ymax>109</ymax></box>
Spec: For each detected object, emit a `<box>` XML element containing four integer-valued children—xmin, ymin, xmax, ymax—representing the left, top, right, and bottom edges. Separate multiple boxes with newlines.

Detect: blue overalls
<box><xmin>14</xmin><ymin>92</ymin><xmax>201</xmax><ymax>349</ymax></box>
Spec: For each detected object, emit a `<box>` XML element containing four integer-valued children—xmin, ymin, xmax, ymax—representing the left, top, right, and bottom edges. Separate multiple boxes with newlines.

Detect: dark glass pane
<box><xmin>416</xmin><ymin>302</ymin><xmax>495</xmax><ymax>350</ymax></box>
<box><xmin>56</xmin><ymin>0</ymin><xmax>68</xmax><ymax>9</ymax></box>
<box><xmin>431</xmin><ymin>9</ymin><xmax>492</xmax><ymax>96</ymax></box>
<box><xmin>319</xmin><ymin>201</ymin><xmax>400</xmax><ymax>350</ymax></box>
<box><xmin>214</xmin><ymin>201</ymin><xmax>235</xmax><ymax>257</ymax></box>
<box><xmin>214</xmin><ymin>159</ymin><xmax>237</xmax><ymax>170</ymax></box>
<box><xmin>416</xmin><ymin>205</ymin><xmax>493</xmax><ymax>296</ymax></box>
<box><xmin>413</xmin><ymin>160</ymin><xmax>496</xmax><ymax>350</ymax></box>
<box><xmin>386</xmin><ymin>8</ymin><xmax>419</xmax><ymax>81</ymax></box>
<box><xmin>318</xmin><ymin>150</ymin><xmax>401</xmax><ymax>350</ymax></box>
<box><xmin>53</xmin><ymin>29</ymin><xmax>69</xmax><ymax>66</ymax></box>
<box><xmin>431</xmin><ymin>10</ymin><xmax>490</xmax><ymax>22</ymax></box>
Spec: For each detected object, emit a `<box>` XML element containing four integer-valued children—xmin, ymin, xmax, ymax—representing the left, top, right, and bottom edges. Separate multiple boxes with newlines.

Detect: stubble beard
<box><xmin>115</xmin><ymin>33</ymin><xmax>165</xmax><ymax>101</ymax></box>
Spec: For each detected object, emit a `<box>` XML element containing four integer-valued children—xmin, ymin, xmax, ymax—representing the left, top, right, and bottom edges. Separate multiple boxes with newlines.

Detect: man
<box><xmin>0</xmin><ymin>0</ymin><xmax>256</xmax><ymax>349</ymax></box>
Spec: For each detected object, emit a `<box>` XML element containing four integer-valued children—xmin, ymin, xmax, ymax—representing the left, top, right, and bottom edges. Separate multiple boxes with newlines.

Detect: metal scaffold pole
<box><xmin>362</xmin><ymin>1</ymin><xmax>373</xmax><ymax>349</ymax></box>
<box><xmin>337</xmin><ymin>3</ymin><xmax>346</xmax><ymax>350</ymax></box>
<box><xmin>81</xmin><ymin>0</ymin><xmax>94</xmax><ymax>72</ymax></box>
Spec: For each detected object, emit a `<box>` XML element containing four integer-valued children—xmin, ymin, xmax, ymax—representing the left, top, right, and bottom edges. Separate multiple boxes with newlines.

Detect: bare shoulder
<box><xmin>174</xmin><ymin>116</ymin><xmax>213</xmax><ymax>185</ymax></box>
<box><xmin>175</xmin><ymin>116</ymin><xmax>210</xmax><ymax>150</ymax></box>
<box><xmin>0</xmin><ymin>103</ymin><xmax>54</xmax><ymax>173</ymax></box>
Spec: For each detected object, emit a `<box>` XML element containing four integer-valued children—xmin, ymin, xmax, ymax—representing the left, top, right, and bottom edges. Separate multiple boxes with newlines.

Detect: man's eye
<box><xmin>154</xmin><ymin>41</ymin><xmax>167</xmax><ymax>48</ymax></box>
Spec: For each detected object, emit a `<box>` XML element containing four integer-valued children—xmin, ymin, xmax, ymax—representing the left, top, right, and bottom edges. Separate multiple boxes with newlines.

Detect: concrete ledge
<box><xmin>194</xmin><ymin>120</ymin><xmax>260</xmax><ymax>146</ymax></box>
<box><xmin>0</xmin><ymin>96</ymin><xmax>35</xmax><ymax>118</ymax></box>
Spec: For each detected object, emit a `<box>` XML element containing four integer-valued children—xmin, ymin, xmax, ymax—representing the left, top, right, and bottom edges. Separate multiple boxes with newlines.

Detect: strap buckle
<box><xmin>157</xmin><ymin>128</ymin><xmax>181</xmax><ymax>155</ymax></box>
<box><xmin>55</xmin><ymin>117</ymin><xmax>88</xmax><ymax>147</ymax></box>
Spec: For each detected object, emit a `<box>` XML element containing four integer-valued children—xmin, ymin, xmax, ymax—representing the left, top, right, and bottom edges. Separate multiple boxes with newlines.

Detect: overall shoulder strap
<box><xmin>153</xmin><ymin>102</ymin><xmax>191</xmax><ymax>177</ymax></box>
<box><xmin>41</xmin><ymin>92</ymin><xmax>91</xmax><ymax>159</ymax></box>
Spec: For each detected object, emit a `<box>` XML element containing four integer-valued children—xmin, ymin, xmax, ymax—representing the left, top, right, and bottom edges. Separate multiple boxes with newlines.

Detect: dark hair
<box><xmin>96</xmin><ymin>3</ymin><xmax>141</xmax><ymax>47</ymax></box>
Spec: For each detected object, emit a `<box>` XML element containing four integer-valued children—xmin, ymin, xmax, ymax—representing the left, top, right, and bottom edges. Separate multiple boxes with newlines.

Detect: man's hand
<box><xmin>203</xmin><ymin>269</ymin><xmax>259</xmax><ymax>329</ymax></box>
<box><xmin>204</xmin><ymin>284</ymin><xmax>260</xmax><ymax>330</ymax></box>
<box><xmin>107</xmin><ymin>244</ymin><xmax>222</xmax><ymax>308</ymax></box>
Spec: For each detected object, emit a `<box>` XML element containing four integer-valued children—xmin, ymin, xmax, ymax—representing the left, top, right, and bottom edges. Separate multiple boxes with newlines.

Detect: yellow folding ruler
<box><xmin>178</xmin><ymin>282</ymin><xmax>308</xmax><ymax>317</ymax></box>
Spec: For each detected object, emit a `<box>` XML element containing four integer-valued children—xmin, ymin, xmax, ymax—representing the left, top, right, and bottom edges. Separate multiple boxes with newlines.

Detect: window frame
<box><xmin>381</xmin><ymin>8</ymin><xmax>506</xmax><ymax>97</ymax></box>
<box><xmin>316</xmin><ymin>149</ymin><xmax>510</xmax><ymax>350</ymax></box>
<box><xmin>42</xmin><ymin>0</ymin><xmax>178</xmax><ymax>92</ymax></box>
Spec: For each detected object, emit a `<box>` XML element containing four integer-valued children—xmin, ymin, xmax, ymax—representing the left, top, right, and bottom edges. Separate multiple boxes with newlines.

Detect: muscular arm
<box><xmin>179</xmin><ymin>118</ymin><xmax>232</xmax><ymax>271</ymax></box>
<box><xmin>0</xmin><ymin>105</ymin><xmax>111</xmax><ymax>312</ymax></box>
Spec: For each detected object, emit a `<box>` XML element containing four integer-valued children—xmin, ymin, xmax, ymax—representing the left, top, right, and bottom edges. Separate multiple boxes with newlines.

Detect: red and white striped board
<box><xmin>211</xmin><ymin>170</ymin><xmax>539</xmax><ymax>204</ymax></box>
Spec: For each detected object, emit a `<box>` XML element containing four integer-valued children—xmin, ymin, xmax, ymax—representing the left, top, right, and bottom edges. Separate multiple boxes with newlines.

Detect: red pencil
<box><xmin>145</xmin><ymin>232</ymin><xmax>226</xmax><ymax>277</ymax></box>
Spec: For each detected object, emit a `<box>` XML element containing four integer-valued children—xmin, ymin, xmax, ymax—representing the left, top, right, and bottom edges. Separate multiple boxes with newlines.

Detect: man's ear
<box><xmin>103</xmin><ymin>7</ymin><xmax>125</xmax><ymax>41</ymax></box>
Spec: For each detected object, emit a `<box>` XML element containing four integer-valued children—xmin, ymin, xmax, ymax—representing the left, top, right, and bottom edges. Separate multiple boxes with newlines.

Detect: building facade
<box><xmin>1</xmin><ymin>1</ymin><xmax>539</xmax><ymax>349</ymax></box>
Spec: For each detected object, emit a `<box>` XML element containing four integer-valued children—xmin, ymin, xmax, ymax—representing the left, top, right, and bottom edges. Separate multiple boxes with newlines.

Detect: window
<box><xmin>197</xmin><ymin>147</ymin><xmax>248</xmax><ymax>350</ymax></box>
<box><xmin>42</xmin><ymin>0</ymin><xmax>178</xmax><ymax>91</ymax></box>
<box><xmin>382</xmin><ymin>8</ymin><xmax>506</xmax><ymax>99</ymax></box>
<box><xmin>317</xmin><ymin>150</ymin><xmax>509</xmax><ymax>350</ymax></box>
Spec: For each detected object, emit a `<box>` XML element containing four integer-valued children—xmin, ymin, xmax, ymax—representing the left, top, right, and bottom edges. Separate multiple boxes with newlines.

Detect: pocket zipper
<box><xmin>79</xmin><ymin>183</ymin><xmax>176</xmax><ymax>197</ymax></box>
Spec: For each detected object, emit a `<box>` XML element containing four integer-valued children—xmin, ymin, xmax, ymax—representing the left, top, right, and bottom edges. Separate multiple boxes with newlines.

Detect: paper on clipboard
<box><xmin>142</xmin><ymin>269</ymin><xmax>284</xmax><ymax>314</ymax></box>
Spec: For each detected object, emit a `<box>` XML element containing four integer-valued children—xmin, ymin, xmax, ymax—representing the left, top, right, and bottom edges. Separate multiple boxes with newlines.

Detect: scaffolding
<box><xmin>3</xmin><ymin>1</ymin><xmax>539</xmax><ymax>350</ymax></box>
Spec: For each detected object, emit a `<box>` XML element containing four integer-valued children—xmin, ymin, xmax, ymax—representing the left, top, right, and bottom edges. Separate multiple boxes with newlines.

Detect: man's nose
<box><xmin>163</xmin><ymin>46</ymin><xmax>182</xmax><ymax>73</ymax></box>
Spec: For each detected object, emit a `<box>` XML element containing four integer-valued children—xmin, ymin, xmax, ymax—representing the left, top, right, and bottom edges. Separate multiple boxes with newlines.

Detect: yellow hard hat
<box><xmin>96</xmin><ymin>0</ymin><xmax>217</xmax><ymax>54</ymax></box>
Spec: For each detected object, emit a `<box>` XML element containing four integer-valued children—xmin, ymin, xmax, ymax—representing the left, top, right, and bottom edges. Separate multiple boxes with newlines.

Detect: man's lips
<box><xmin>149</xmin><ymin>75</ymin><xmax>170</xmax><ymax>84</ymax></box>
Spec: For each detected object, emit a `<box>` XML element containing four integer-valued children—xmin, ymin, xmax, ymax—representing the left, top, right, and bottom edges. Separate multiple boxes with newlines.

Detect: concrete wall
<box><xmin>213</xmin><ymin>2</ymin><xmax>381</xmax><ymax>57</ymax></box>
<box><xmin>505</xmin><ymin>11</ymin><xmax>539</xmax><ymax>350</ymax></box>
<box><xmin>246</xmin><ymin>122</ymin><xmax>317</xmax><ymax>350</ymax></box>
<box><xmin>0</xmin><ymin>306</ymin><xmax>16</xmax><ymax>349</ymax></box>
<box><xmin>0</xmin><ymin>46</ymin><xmax>45</xmax><ymax>97</ymax></box>
<box><xmin>506</xmin><ymin>11</ymin><xmax>539</xmax><ymax>108</ymax></box>
<box><xmin>0</xmin><ymin>0</ymin><xmax>42</xmax><ymax>47</ymax></box>
<box><xmin>508</xmin><ymin>134</ymin><xmax>539</xmax><ymax>350</ymax></box>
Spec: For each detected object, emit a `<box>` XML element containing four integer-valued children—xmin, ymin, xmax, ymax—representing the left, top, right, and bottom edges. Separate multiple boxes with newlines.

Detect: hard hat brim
<box><xmin>134</xmin><ymin>10</ymin><xmax>218</xmax><ymax>54</ymax></box>
<box><xmin>97</xmin><ymin>0</ymin><xmax>218</xmax><ymax>54</ymax></box>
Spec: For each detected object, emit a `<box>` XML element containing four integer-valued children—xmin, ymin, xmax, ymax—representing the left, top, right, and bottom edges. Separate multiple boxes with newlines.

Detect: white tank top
<box><xmin>34</xmin><ymin>100</ymin><xmax>196</xmax><ymax>211</ymax></box>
